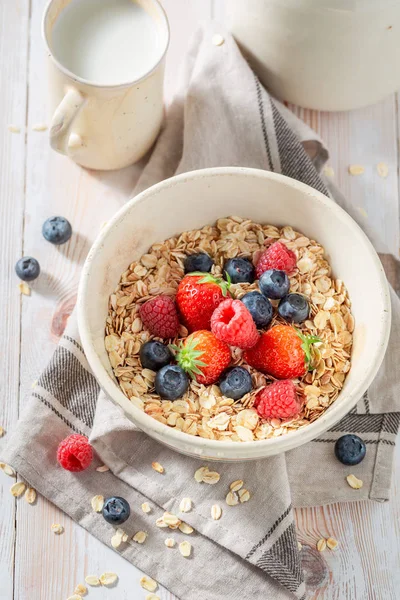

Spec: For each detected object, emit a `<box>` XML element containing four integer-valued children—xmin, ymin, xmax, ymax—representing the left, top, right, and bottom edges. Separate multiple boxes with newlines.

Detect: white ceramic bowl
<box><xmin>78</xmin><ymin>167</ymin><xmax>391</xmax><ymax>460</ymax></box>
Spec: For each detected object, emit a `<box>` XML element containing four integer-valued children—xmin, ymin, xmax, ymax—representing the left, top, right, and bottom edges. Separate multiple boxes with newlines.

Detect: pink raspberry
<box><xmin>256</xmin><ymin>242</ymin><xmax>297</xmax><ymax>278</ymax></box>
<box><xmin>211</xmin><ymin>298</ymin><xmax>259</xmax><ymax>349</ymax></box>
<box><xmin>140</xmin><ymin>295</ymin><xmax>180</xmax><ymax>339</ymax></box>
<box><xmin>57</xmin><ymin>434</ymin><xmax>93</xmax><ymax>472</ymax></box>
<box><xmin>255</xmin><ymin>380</ymin><xmax>301</xmax><ymax>419</ymax></box>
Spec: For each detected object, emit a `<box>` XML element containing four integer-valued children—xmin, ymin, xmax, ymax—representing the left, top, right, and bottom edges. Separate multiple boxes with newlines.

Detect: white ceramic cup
<box><xmin>42</xmin><ymin>0</ymin><xmax>169</xmax><ymax>170</ymax></box>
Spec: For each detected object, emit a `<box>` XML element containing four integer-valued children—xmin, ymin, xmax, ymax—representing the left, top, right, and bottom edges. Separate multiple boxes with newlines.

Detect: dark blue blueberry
<box><xmin>259</xmin><ymin>269</ymin><xmax>290</xmax><ymax>300</ymax></box>
<box><xmin>219</xmin><ymin>366</ymin><xmax>252</xmax><ymax>400</ymax></box>
<box><xmin>241</xmin><ymin>291</ymin><xmax>273</xmax><ymax>328</ymax></box>
<box><xmin>155</xmin><ymin>365</ymin><xmax>189</xmax><ymax>400</ymax></box>
<box><xmin>334</xmin><ymin>434</ymin><xmax>366</xmax><ymax>466</ymax></box>
<box><xmin>42</xmin><ymin>216</ymin><xmax>72</xmax><ymax>245</ymax></box>
<box><xmin>224</xmin><ymin>258</ymin><xmax>255</xmax><ymax>284</ymax></box>
<box><xmin>15</xmin><ymin>257</ymin><xmax>40</xmax><ymax>281</ymax></box>
<box><xmin>278</xmin><ymin>293</ymin><xmax>309</xmax><ymax>323</ymax></box>
<box><xmin>140</xmin><ymin>341</ymin><xmax>172</xmax><ymax>371</ymax></box>
<box><xmin>102</xmin><ymin>496</ymin><xmax>130</xmax><ymax>525</ymax></box>
<box><xmin>184</xmin><ymin>253</ymin><xmax>214</xmax><ymax>274</ymax></box>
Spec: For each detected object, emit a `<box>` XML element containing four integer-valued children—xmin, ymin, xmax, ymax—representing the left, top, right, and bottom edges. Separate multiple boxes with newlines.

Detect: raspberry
<box><xmin>140</xmin><ymin>295</ymin><xmax>180</xmax><ymax>339</ymax></box>
<box><xmin>256</xmin><ymin>242</ymin><xmax>297</xmax><ymax>278</ymax></box>
<box><xmin>57</xmin><ymin>434</ymin><xmax>93</xmax><ymax>472</ymax></box>
<box><xmin>255</xmin><ymin>380</ymin><xmax>301</xmax><ymax>420</ymax></box>
<box><xmin>211</xmin><ymin>299</ymin><xmax>259</xmax><ymax>349</ymax></box>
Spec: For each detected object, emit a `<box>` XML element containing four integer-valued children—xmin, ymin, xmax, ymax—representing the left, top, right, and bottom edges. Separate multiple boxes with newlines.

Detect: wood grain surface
<box><xmin>0</xmin><ymin>1</ymin><xmax>399</xmax><ymax>599</ymax></box>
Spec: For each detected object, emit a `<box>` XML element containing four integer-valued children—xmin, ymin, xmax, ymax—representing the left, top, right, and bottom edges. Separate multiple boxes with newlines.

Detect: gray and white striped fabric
<box><xmin>3</xmin><ymin>24</ymin><xmax>400</xmax><ymax>600</ymax></box>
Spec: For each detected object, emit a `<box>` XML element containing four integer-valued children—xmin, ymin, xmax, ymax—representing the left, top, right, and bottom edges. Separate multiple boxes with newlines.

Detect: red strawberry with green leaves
<box><xmin>176</xmin><ymin>272</ymin><xmax>231</xmax><ymax>332</ymax></box>
<box><xmin>244</xmin><ymin>324</ymin><xmax>319</xmax><ymax>379</ymax></box>
<box><xmin>172</xmin><ymin>330</ymin><xmax>231</xmax><ymax>385</ymax></box>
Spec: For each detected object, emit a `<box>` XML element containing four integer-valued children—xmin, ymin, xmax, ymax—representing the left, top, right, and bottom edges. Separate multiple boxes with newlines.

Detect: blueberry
<box><xmin>102</xmin><ymin>496</ymin><xmax>130</xmax><ymax>525</ymax></box>
<box><xmin>155</xmin><ymin>365</ymin><xmax>189</xmax><ymax>400</ymax></box>
<box><xmin>42</xmin><ymin>216</ymin><xmax>72</xmax><ymax>245</ymax></box>
<box><xmin>224</xmin><ymin>258</ymin><xmax>255</xmax><ymax>284</ymax></box>
<box><xmin>335</xmin><ymin>434</ymin><xmax>366</xmax><ymax>466</ymax></box>
<box><xmin>241</xmin><ymin>291</ymin><xmax>273</xmax><ymax>328</ymax></box>
<box><xmin>278</xmin><ymin>293</ymin><xmax>309</xmax><ymax>323</ymax></box>
<box><xmin>140</xmin><ymin>341</ymin><xmax>173</xmax><ymax>371</ymax></box>
<box><xmin>15</xmin><ymin>257</ymin><xmax>40</xmax><ymax>281</ymax></box>
<box><xmin>184</xmin><ymin>252</ymin><xmax>213</xmax><ymax>274</ymax></box>
<box><xmin>219</xmin><ymin>366</ymin><xmax>252</xmax><ymax>400</ymax></box>
<box><xmin>259</xmin><ymin>269</ymin><xmax>290</xmax><ymax>300</ymax></box>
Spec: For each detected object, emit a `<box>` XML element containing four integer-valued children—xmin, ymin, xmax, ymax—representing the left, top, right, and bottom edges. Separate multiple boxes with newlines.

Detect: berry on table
<box><xmin>184</xmin><ymin>252</ymin><xmax>214</xmax><ymax>274</ymax></box>
<box><xmin>155</xmin><ymin>365</ymin><xmax>189</xmax><ymax>400</ymax></box>
<box><xmin>334</xmin><ymin>434</ymin><xmax>366</xmax><ymax>465</ymax></box>
<box><xmin>57</xmin><ymin>434</ymin><xmax>93</xmax><ymax>472</ymax></box>
<box><xmin>219</xmin><ymin>366</ymin><xmax>252</xmax><ymax>400</ymax></box>
<box><xmin>278</xmin><ymin>293</ymin><xmax>310</xmax><ymax>323</ymax></box>
<box><xmin>176</xmin><ymin>273</ymin><xmax>230</xmax><ymax>332</ymax></box>
<box><xmin>15</xmin><ymin>257</ymin><xmax>40</xmax><ymax>282</ymax></box>
<box><xmin>211</xmin><ymin>298</ymin><xmax>259</xmax><ymax>349</ymax></box>
<box><xmin>240</xmin><ymin>291</ymin><xmax>273</xmax><ymax>328</ymax></box>
<box><xmin>102</xmin><ymin>496</ymin><xmax>130</xmax><ymax>525</ymax></box>
<box><xmin>173</xmin><ymin>330</ymin><xmax>231</xmax><ymax>385</ymax></box>
<box><xmin>255</xmin><ymin>380</ymin><xmax>301</xmax><ymax>420</ymax></box>
<box><xmin>42</xmin><ymin>216</ymin><xmax>72</xmax><ymax>245</ymax></box>
<box><xmin>244</xmin><ymin>324</ymin><xmax>319</xmax><ymax>379</ymax></box>
<box><xmin>140</xmin><ymin>295</ymin><xmax>180</xmax><ymax>339</ymax></box>
<box><xmin>139</xmin><ymin>341</ymin><xmax>172</xmax><ymax>371</ymax></box>
<box><xmin>259</xmin><ymin>269</ymin><xmax>290</xmax><ymax>299</ymax></box>
<box><xmin>223</xmin><ymin>257</ymin><xmax>255</xmax><ymax>284</ymax></box>
<box><xmin>256</xmin><ymin>241</ymin><xmax>297</xmax><ymax>278</ymax></box>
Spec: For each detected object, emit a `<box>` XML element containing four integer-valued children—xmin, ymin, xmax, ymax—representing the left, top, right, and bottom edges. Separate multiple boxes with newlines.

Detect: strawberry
<box><xmin>244</xmin><ymin>324</ymin><xmax>319</xmax><ymax>379</ymax></box>
<box><xmin>176</xmin><ymin>272</ymin><xmax>230</xmax><ymax>332</ymax></box>
<box><xmin>173</xmin><ymin>330</ymin><xmax>231</xmax><ymax>385</ymax></box>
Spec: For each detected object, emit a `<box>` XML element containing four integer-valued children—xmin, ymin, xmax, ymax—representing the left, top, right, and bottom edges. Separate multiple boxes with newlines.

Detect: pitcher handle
<box><xmin>49</xmin><ymin>87</ymin><xmax>86</xmax><ymax>156</ymax></box>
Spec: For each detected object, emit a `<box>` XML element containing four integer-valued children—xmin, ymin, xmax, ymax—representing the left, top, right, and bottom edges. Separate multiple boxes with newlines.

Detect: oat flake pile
<box><xmin>2</xmin><ymin>24</ymin><xmax>400</xmax><ymax>600</ymax></box>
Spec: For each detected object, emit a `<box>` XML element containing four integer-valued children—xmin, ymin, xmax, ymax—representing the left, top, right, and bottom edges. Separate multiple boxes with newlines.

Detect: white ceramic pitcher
<box><xmin>42</xmin><ymin>0</ymin><xmax>169</xmax><ymax>170</ymax></box>
<box><xmin>226</xmin><ymin>0</ymin><xmax>400</xmax><ymax>111</ymax></box>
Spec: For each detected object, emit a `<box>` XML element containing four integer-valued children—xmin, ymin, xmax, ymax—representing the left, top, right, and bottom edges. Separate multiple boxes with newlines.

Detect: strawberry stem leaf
<box><xmin>186</xmin><ymin>272</ymin><xmax>231</xmax><ymax>297</ymax></box>
<box><xmin>170</xmin><ymin>338</ymin><xmax>207</xmax><ymax>381</ymax></box>
<box><xmin>295</xmin><ymin>329</ymin><xmax>321</xmax><ymax>370</ymax></box>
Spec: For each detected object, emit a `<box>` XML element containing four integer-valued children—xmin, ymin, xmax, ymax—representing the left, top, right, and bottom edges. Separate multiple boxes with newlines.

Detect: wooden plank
<box><xmin>0</xmin><ymin>1</ymin><xmax>30</xmax><ymax>599</ymax></box>
<box><xmin>12</xmin><ymin>1</ymin><xmax>211</xmax><ymax>599</ymax></box>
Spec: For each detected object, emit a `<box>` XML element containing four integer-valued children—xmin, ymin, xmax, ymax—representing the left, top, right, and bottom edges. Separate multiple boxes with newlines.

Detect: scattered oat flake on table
<box><xmin>132</xmin><ymin>531</ymin><xmax>147</xmax><ymax>544</ymax></box>
<box><xmin>179</xmin><ymin>522</ymin><xmax>194</xmax><ymax>535</ymax></box>
<box><xmin>140</xmin><ymin>576</ymin><xmax>158</xmax><ymax>592</ymax></box>
<box><xmin>74</xmin><ymin>583</ymin><xmax>87</xmax><ymax>595</ymax></box>
<box><xmin>85</xmin><ymin>575</ymin><xmax>100</xmax><ymax>586</ymax></box>
<box><xmin>297</xmin><ymin>542</ymin><xmax>302</xmax><ymax>551</ymax></box>
<box><xmin>326</xmin><ymin>537</ymin><xmax>339</xmax><ymax>550</ymax></box>
<box><xmin>165</xmin><ymin>537</ymin><xmax>176</xmax><ymax>548</ymax></box>
<box><xmin>0</xmin><ymin>462</ymin><xmax>15</xmax><ymax>477</ymax></box>
<box><xmin>51</xmin><ymin>523</ymin><xmax>64</xmax><ymax>534</ymax></box>
<box><xmin>10</xmin><ymin>481</ymin><xmax>26</xmax><ymax>497</ymax></box>
<box><xmin>152</xmin><ymin>461</ymin><xmax>164</xmax><ymax>473</ymax></box>
<box><xmin>163</xmin><ymin>512</ymin><xmax>181</xmax><ymax>527</ymax></box>
<box><xmin>99</xmin><ymin>572</ymin><xmax>118</xmax><ymax>586</ymax></box>
<box><xmin>230</xmin><ymin>480</ymin><xmax>244</xmax><ymax>492</ymax></box>
<box><xmin>18</xmin><ymin>282</ymin><xmax>31</xmax><ymax>296</ymax></box>
<box><xmin>211</xmin><ymin>504</ymin><xmax>222</xmax><ymax>520</ymax></box>
<box><xmin>346</xmin><ymin>474</ymin><xmax>363</xmax><ymax>489</ymax></box>
<box><xmin>66</xmin><ymin>595</ymin><xmax>82</xmax><ymax>600</ymax></box>
<box><xmin>317</xmin><ymin>538</ymin><xmax>327</xmax><ymax>552</ymax></box>
<box><xmin>212</xmin><ymin>33</ymin><xmax>225</xmax><ymax>46</ymax></box>
<box><xmin>142</xmin><ymin>502</ymin><xmax>151</xmax><ymax>513</ymax></box>
<box><xmin>156</xmin><ymin>517</ymin><xmax>169</xmax><ymax>528</ymax></box>
<box><xmin>111</xmin><ymin>531</ymin><xmax>124</xmax><ymax>548</ymax></box>
<box><xmin>226</xmin><ymin>491</ymin><xmax>239</xmax><ymax>506</ymax></box>
<box><xmin>146</xmin><ymin>595</ymin><xmax>160</xmax><ymax>600</ymax></box>
<box><xmin>96</xmin><ymin>464</ymin><xmax>110</xmax><ymax>472</ymax></box>
<box><xmin>179</xmin><ymin>541</ymin><xmax>192</xmax><ymax>557</ymax></box>
<box><xmin>377</xmin><ymin>162</ymin><xmax>389</xmax><ymax>178</ymax></box>
<box><xmin>202</xmin><ymin>469</ymin><xmax>221</xmax><ymax>485</ymax></box>
<box><xmin>8</xmin><ymin>125</ymin><xmax>21</xmax><ymax>133</ymax></box>
<box><xmin>179</xmin><ymin>497</ymin><xmax>192</xmax><ymax>512</ymax></box>
<box><xmin>194</xmin><ymin>466</ymin><xmax>207</xmax><ymax>482</ymax></box>
<box><xmin>32</xmin><ymin>123</ymin><xmax>48</xmax><ymax>132</ymax></box>
<box><xmin>238</xmin><ymin>489</ymin><xmax>251</xmax><ymax>503</ymax></box>
<box><xmin>323</xmin><ymin>165</ymin><xmax>334</xmax><ymax>178</ymax></box>
<box><xmin>0</xmin><ymin>426</ymin><xmax>5</xmax><ymax>437</ymax></box>
<box><xmin>91</xmin><ymin>494</ymin><xmax>104</xmax><ymax>512</ymax></box>
<box><xmin>25</xmin><ymin>487</ymin><xmax>37</xmax><ymax>504</ymax></box>
<box><xmin>348</xmin><ymin>164</ymin><xmax>365</xmax><ymax>176</ymax></box>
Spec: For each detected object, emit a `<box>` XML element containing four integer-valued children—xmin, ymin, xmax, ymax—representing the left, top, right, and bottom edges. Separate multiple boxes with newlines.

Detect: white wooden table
<box><xmin>1</xmin><ymin>1</ymin><xmax>400</xmax><ymax>598</ymax></box>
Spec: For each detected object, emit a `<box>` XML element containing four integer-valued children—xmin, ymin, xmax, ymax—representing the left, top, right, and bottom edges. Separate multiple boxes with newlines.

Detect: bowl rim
<box><xmin>77</xmin><ymin>166</ymin><xmax>391</xmax><ymax>458</ymax></box>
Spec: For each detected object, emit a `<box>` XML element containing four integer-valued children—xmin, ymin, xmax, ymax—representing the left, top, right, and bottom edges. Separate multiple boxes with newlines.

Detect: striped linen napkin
<box><xmin>3</xmin><ymin>23</ymin><xmax>400</xmax><ymax>600</ymax></box>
